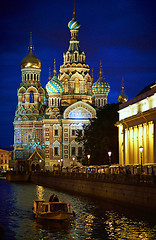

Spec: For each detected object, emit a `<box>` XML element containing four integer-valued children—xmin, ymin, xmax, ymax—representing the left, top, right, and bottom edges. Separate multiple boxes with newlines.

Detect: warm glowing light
<box><xmin>87</xmin><ymin>154</ymin><xmax>90</xmax><ymax>159</ymax></box>
<box><xmin>108</xmin><ymin>151</ymin><xmax>112</xmax><ymax>157</ymax></box>
<box><xmin>139</xmin><ymin>146</ymin><xmax>143</xmax><ymax>153</ymax></box>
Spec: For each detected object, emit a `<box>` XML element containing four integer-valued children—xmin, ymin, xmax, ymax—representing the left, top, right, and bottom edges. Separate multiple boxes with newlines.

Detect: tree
<box><xmin>76</xmin><ymin>103</ymin><xmax>119</xmax><ymax>165</ymax></box>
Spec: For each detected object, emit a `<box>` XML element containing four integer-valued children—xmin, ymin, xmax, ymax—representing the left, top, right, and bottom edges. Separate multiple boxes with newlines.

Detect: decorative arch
<box><xmin>26</xmin><ymin>86</ymin><xmax>38</xmax><ymax>94</ymax></box>
<box><xmin>63</xmin><ymin>101</ymin><xmax>96</xmax><ymax>119</ymax></box>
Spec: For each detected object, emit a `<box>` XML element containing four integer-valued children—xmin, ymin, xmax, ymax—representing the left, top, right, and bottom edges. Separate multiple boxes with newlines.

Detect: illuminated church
<box><xmin>13</xmin><ymin>8</ymin><xmax>110</xmax><ymax>171</ymax></box>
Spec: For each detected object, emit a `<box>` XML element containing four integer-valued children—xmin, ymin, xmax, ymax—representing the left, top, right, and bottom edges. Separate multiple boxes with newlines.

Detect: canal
<box><xmin>0</xmin><ymin>180</ymin><xmax>156</xmax><ymax>240</ymax></box>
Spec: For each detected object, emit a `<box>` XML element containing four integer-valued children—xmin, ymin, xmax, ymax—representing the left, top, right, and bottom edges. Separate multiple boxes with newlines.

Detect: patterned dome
<box><xmin>21</xmin><ymin>47</ymin><xmax>41</xmax><ymax>69</ymax></box>
<box><xmin>92</xmin><ymin>77</ymin><xmax>110</xmax><ymax>95</ymax></box>
<box><xmin>68</xmin><ymin>18</ymin><xmax>80</xmax><ymax>30</ymax></box>
<box><xmin>46</xmin><ymin>76</ymin><xmax>63</xmax><ymax>94</ymax></box>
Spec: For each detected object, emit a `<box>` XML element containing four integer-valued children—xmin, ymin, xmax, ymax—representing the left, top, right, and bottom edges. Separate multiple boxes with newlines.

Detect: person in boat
<box><xmin>53</xmin><ymin>194</ymin><xmax>59</xmax><ymax>202</ymax></box>
<box><xmin>49</xmin><ymin>194</ymin><xmax>55</xmax><ymax>202</ymax></box>
<box><xmin>49</xmin><ymin>194</ymin><xmax>59</xmax><ymax>202</ymax></box>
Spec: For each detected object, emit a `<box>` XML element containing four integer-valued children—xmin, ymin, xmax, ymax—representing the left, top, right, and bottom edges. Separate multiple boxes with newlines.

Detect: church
<box><xmin>13</xmin><ymin>8</ymin><xmax>110</xmax><ymax>171</ymax></box>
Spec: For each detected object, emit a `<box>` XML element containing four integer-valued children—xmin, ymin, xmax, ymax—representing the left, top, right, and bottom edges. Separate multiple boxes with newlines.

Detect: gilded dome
<box><xmin>21</xmin><ymin>46</ymin><xmax>41</xmax><ymax>69</ymax></box>
<box><xmin>92</xmin><ymin>76</ymin><xmax>110</xmax><ymax>95</ymax></box>
<box><xmin>46</xmin><ymin>76</ymin><xmax>63</xmax><ymax>94</ymax></box>
<box><xmin>68</xmin><ymin>18</ymin><xmax>80</xmax><ymax>30</ymax></box>
<box><xmin>118</xmin><ymin>87</ymin><xmax>128</xmax><ymax>103</ymax></box>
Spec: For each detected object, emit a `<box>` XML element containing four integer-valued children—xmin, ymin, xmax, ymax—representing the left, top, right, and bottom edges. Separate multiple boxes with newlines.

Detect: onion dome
<box><xmin>46</xmin><ymin>60</ymin><xmax>63</xmax><ymax>94</ymax></box>
<box><xmin>92</xmin><ymin>77</ymin><xmax>110</xmax><ymax>94</ymax></box>
<box><xmin>118</xmin><ymin>77</ymin><xmax>128</xmax><ymax>103</ymax></box>
<box><xmin>21</xmin><ymin>46</ymin><xmax>41</xmax><ymax>69</ymax></box>
<box><xmin>68</xmin><ymin>18</ymin><xmax>80</xmax><ymax>30</ymax></box>
<box><xmin>46</xmin><ymin>76</ymin><xmax>63</xmax><ymax>94</ymax></box>
<box><xmin>92</xmin><ymin>61</ymin><xmax>110</xmax><ymax>95</ymax></box>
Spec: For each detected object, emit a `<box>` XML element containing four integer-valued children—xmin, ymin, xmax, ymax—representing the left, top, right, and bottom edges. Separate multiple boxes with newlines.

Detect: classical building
<box><xmin>116</xmin><ymin>82</ymin><xmax>156</xmax><ymax>167</ymax></box>
<box><xmin>13</xmin><ymin>8</ymin><xmax>110</xmax><ymax>171</ymax></box>
<box><xmin>0</xmin><ymin>149</ymin><xmax>12</xmax><ymax>171</ymax></box>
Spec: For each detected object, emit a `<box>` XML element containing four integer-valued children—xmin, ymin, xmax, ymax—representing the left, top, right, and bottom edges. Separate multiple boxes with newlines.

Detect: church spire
<box><xmin>48</xmin><ymin>67</ymin><xmax>51</xmax><ymax>80</ymax></box>
<box><xmin>118</xmin><ymin>77</ymin><xmax>128</xmax><ymax>103</ymax></box>
<box><xmin>73</xmin><ymin>1</ymin><xmax>75</xmax><ymax>19</ymax></box>
<box><xmin>53</xmin><ymin>59</ymin><xmax>57</xmax><ymax>76</ymax></box>
<box><xmin>99</xmin><ymin>60</ymin><xmax>102</xmax><ymax>77</ymax></box>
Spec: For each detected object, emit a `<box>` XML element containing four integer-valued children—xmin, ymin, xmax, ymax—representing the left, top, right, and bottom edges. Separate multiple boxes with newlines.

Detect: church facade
<box><xmin>13</xmin><ymin>9</ymin><xmax>110</xmax><ymax>171</ymax></box>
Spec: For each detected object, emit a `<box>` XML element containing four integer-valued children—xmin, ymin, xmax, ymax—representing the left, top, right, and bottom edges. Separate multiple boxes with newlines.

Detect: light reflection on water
<box><xmin>0</xmin><ymin>180</ymin><xmax>156</xmax><ymax>240</ymax></box>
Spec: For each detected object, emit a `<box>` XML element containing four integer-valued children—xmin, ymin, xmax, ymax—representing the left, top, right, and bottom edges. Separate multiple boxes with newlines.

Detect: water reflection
<box><xmin>0</xmin><ymin>180</ymin><xmax>156</xmax><ymax>240</ymax></box>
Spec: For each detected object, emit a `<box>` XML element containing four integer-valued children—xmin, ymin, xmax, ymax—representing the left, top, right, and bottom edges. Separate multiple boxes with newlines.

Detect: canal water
<box><xmin>0</xmin><ymin>180</ymin><xmax>156</xmax><ymax>240</ymax></box>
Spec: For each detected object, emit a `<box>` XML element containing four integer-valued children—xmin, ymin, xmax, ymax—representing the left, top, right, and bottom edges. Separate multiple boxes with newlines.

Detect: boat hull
<box><xmin>35</xmin><ymin>211</ymin><xmax>72</xmax><ymax>220</ymax></box>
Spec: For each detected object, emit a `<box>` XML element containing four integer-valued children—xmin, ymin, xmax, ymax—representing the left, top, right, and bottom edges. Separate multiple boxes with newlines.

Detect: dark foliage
<box><xmin>76</xmin><ymin>103</ymin><xmax>119</xmax><ymax>165</ymax></box>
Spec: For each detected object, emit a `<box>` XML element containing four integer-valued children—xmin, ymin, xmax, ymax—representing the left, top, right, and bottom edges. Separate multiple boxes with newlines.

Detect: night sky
<box><xmin>0</xmin><ymin>0</ymin><xmax>156</xmax><ymax>148</ymax></box>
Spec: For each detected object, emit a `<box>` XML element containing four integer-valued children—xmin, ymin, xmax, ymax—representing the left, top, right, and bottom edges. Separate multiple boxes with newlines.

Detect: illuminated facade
<box><xmin>13</xmin><ymin>8</ymin><xmax>110</xmax><ymax>171</ymax></box>
<box><xmin>0</xmin><ymin>149</ymin><xmax>11</xmax><ymax>171</ymax></box>
<box><xmin>116</xmin><ymin>82</ymin><xmax>156</xmax><ymax>166</ymax></box>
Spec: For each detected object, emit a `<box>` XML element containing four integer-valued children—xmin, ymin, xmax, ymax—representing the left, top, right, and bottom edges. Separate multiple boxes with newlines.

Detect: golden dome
<box><xmin>21</xmin><ymin>46</ymin><xmax>41</xmax><ymax>69</ymax></box>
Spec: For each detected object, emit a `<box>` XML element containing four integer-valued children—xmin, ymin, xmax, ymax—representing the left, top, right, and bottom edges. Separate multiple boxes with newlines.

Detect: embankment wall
<box><xmin>30</xmin><ymin>173</ymin><xmax>156</xmax><ymax>211</ymax></box>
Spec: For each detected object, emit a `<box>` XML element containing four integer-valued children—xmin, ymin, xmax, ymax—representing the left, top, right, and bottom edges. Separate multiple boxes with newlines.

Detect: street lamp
<box><xmin>139</xmin><ymin>146</ymin><xmax>143</xmax><ymax>174</ymax></box>
<box><xmin>87</xmin><ymin>154</ymin><xmax>91</xmax><ymax>166</ymax></box>
<box><xmin>72</xmin><ymin>157</ymin><xmax>75</xmax><ymax>167</ymax></box>
<box><xmin>60</xmin><ymin>158</ymin><xmax>63</xmax><ymax>171</ymax></box>
<box><xmin>108</xmin><ymin>151</ymin><xmax>112</xmax><ymax>166</ymax></box>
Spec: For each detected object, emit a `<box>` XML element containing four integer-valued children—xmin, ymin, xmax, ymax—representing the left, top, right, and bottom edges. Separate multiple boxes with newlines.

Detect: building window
<box><xmin>78</xmin><ymin>147</ymin><xmax>82</xmax><ymax>156</ymax></box>
<box><xmin>72</xmin><ymin>130</ymin><xmax>76</xmax><ymax>136</ymax></box>
<box><xmin>54</xmin><ymin>147</ymin><xmax>59</xmax><ymax>156</ymax></box>
<box><xmin>29</xmin><ymin>91</ymin><xmax>34</xmax><ymax>103</ymax></box>
<box><xmin>54</xmin><ymin>129</ymin><xmax>58</xmax><ymax>136</ymax></box>
<box><xmin>72</xmin><ymin>147</ymin><xmax>76</xmax><ymax>155</ymax></box>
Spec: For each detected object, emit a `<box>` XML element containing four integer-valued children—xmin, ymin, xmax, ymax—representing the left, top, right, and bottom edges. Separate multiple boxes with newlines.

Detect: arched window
<box><xmin>65</xmin><ymin>80</ymin><xmax>68</xmax><ymax>93</ymax></box>
<box><xmin>22</xmin><ymin>93</ymin><xmax>25</xmax><ymax>103</ymax></box>
<box><xmin>27</xmin><ymin>74</ymin><xmax>29</xmax><ymax>80</ymax></box>
<box><xmin>34</xmin><ymin>74</ymin><xmax>36</xmax><ymax>80</ymax></box>
<box><xmin>75</xmin><ymin>53</ymin><xmax>78</xmax><ymax>62</ymax></box>
<box><xmin>52</xmin><ymin>98</ymin><xmax>54</xmax><ymax>106</ymax></box>
<box><xmin>74</xmin><ymin>79</ymin><xmax>79</xmax><ymax>93</ymax></box>
<box><xmin>98</xmin><ymin>99</ymin><xmax>100</xmax><ymax>106</ymax></box>
<box><xmin>29</xmin><ymin>91</ymin><xmax>34</xmax><ymax>103</ymax></box>
<box><xmin>31</xmin><ymin>74</ymin><xmax>33</xmax><ymax>80</ymax></box>
<box><xmin>38</xmin><ymin>94</ymin><xmax>41</xmax><ymax>103</ymax></box>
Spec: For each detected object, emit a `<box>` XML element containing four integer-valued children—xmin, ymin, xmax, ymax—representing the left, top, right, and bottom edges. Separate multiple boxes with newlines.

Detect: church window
<box><xmin>98</xmin><ymin>99</ymin><xmax>100</xmax><ymax>106</ymax></box>
<box><xmin>74</xmin><ymin>79</ymin><xmax>79</xmax><ymax>93</ymax></box>
<box><xmin>72</xmin><ymin>130</ymin><xmax>76</xmax><ymax>136</ymax></box>
<box><xmin>27</xmin><ymin>74</ymin><xmax>29</xmax><ymax>80</ymax></box>
<box><xmin>54</xmin><ymin>129</ymin><xmax>58</xmax><ymax>136</ymax></box>
<box><xmin>34</xmin><ymin>74</ymin><xmax>36</xmax><ymax>80</ymax></box>
<box><xmin>54</xmin><ymin>147</ymin><xmax>59</xmax><ymax>156</ymax></box>
<box><xmin>38</xmin><ymin>94</ymin><xmax>41</xmax><ymax>103</ymax></box>
<box><xmin>22</xmin><ymin>94</ymin><xmax>25</xmax><ymax>103</ymax></box>
<box><xmin>67</xmin><ymin>54</ymin><xmax>69</xmax><ymax>61</ymax></box>
<box><xmin>75</xmin><ymin>53</ymin><xmax>78</xmax><ymax>62</ymax></box>
<box><xmin>71</xmin><ymin>147</ymin><xmax>76</xmax><ymax>155</ymax></box>
<box><xmin>52</xmin><ymin>98</ymin><xmax>54</xmax><ymax>105</ymax></box>
<box><xmin>29</xmin><ymin>91</ymin><xmax>34</xmax><ymax>103</ymax></box>
<box><xmin>31</xmin><ymin>74</ymin><xmax>33</xmax><ymax>80</ymax></box>
<box><xmin>65</xmin><ymin>80</ymin><xmax>68</xmax><ymax>93</ymax></box>
<box><xmin>37</xmin><ymin>75</ymin><xmax>39</xmax><ymax>81</ymax></box>
<box><xmin>25</xmin><ymin>75</ymin><xmax>26</xmax><ymax>81</ymax></box>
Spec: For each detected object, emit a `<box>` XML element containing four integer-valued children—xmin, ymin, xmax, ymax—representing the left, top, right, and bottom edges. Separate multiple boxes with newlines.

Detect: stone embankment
<box><xmin>31</xmin><ymin>172</ymin><xmax>156</xmax><ymax>212</ymax></box>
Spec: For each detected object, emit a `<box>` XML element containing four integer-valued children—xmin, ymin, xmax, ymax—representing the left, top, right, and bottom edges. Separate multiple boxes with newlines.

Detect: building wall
<box><xmin>0</xmin><ymin>149</ymin><xmax>11</xmax><ymax>171</ymax></box>
<box><xmin>116</xmin><ymin>84</ymin><xmax>156</xmax><ymax>166</ymax></box>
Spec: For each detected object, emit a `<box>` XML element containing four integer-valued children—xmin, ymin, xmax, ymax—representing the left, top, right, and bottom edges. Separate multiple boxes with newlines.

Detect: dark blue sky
<box><xmin>0</xmin><ymin>0</ymin><xmax>156</xmax><ymax>148</ymax></box>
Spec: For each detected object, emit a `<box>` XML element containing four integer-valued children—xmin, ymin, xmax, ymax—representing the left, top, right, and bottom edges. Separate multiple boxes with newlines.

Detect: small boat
<box><xmin>33</xmin><ymin>200</ymin><xmax>73</xmax><ymax>221</ymax></box>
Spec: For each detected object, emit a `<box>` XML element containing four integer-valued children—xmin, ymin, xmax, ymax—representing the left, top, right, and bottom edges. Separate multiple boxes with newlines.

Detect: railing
<box><xmin>32</xmin><ymin>171</ymin><xmax>156</xmax><ymax>186</ymax></box>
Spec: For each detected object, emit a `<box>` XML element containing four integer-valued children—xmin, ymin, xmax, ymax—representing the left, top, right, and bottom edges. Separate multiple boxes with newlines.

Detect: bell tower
<box><xmin>13</xmin><ymin>33</ymin><xmax>45</xmax><ymax>161</ymax></box>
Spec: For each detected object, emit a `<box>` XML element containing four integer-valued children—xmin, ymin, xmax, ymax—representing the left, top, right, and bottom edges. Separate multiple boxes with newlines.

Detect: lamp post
<box><xmin>108</xmin><ymin>151</ymin><xmax>112</xmax><ymax>166</ymax></box>
<box><xmin>139</xmin><ymin>146</ymin><xmax>143</xmax><ymax>174</ymax></box>
<box><xmin>58</xmin><ymin>159</ymin><xmax>60</xmax><ymax>171</ymax></box>
<box><xmin>60</xmin><ymin>158</ymin><xmax>63</xmax><ymax>171</ymax></box>
<box><xmin>72</xmin><ymin>157</ymin><xmax>75</xmax><ymax>167</ymax></box>
<box><xmin>87</xmin><ymin>154</ymin><xmax>91</xmax><ymax>166</ymax></box>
